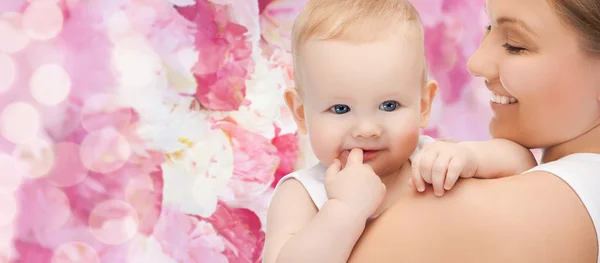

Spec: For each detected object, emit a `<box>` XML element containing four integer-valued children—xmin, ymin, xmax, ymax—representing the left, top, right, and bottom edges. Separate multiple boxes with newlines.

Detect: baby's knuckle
<box><xmin>449</xmin><ymin>160</ymin><xmax>464</xmax><ymax>170</ymax></box>
<box><xmin>432</xmin><ymin>164</ymin><xmax>446</xmax><ymax>172</ymax></box>
<box><xmin>419</xmin><ymin>161</ymin><xmax>432</xmax><ymax>168</ymax></box>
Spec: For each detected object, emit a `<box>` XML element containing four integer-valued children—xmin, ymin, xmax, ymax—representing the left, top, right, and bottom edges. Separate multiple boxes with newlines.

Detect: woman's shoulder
<box><xmin>348</xmin><ymin>171</ymin><xmax>598</xmax><ymax>263</ymax></box>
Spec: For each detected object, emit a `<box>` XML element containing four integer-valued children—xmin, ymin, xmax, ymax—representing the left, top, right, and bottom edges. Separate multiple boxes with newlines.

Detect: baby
<box><xmin>262</xmin><ymin>0</ymin><xmax>537</xmax><ymax>263</ymax></box>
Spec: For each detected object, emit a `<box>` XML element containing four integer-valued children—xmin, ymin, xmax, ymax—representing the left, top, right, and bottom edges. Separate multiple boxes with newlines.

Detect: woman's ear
<box><xmin>284</xmin><ymin>87</ymin><xmax>308</xmax><ymax>134</ymax></box>
<box><xmin>419</xmin><ymin>80</ymin><xmax>438</xmax><ymax>129</ymax></box>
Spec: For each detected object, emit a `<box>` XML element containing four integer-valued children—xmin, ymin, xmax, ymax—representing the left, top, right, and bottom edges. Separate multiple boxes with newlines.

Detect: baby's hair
<box><xmin>291</xmin><ymin>0</ymin><xmax>429</xmax><ymax>87</ymax></box>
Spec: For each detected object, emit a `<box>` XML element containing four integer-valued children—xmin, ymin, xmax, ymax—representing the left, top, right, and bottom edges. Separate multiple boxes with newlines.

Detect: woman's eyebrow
<box><xmin>497</xmin><ymin>16</ymin><xmax>538</xmax><ymax>37</ymax></box>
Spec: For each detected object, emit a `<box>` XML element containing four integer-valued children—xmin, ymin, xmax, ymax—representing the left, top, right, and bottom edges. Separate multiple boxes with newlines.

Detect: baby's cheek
<box><xmin>391</xmin><ymin>123</ymin><xmax>420</xmax><ymax>154</ymax></box>
<box><xmin>307</xmin><ymin>127</ymin><xmax>340</xmax><ymax>167</ymax></box>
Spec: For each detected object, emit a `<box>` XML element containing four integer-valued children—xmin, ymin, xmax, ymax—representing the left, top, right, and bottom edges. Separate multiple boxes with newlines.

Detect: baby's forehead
<box><xmin>299</xmin><ymin>25</ymin><xmax>424</xmax><ymax>60</ymax></box>
<box><xmin>302</xmin><ymin>69</ymin><xmax>422</xmax><ymax>104</ymax></box>
<box><xmin>297</xmin><ymin>38</ymin><xmax>425</xmax><ymax>96</ymax></box>
<box><xmin>311</xmin><ymin>82</ymin><xmax>419</xmax><ymax>99</ymax></box>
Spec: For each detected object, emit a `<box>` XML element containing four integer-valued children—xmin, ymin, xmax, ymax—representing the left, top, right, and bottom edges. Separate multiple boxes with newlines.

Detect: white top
<box><xmin>273</xmin><ymin>135</ymin><xmax>435</xmax><ymax>210</ymax></box>
<box><xmin>526</xmin><ymin>153</ymin><xmax>600</xmax><ymax>262</ymax></box>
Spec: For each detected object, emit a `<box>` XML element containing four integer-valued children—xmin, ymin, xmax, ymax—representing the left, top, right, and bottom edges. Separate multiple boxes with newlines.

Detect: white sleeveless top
<box><xmin>525</xmin><ymin>153</ymin><xmax>600</xmax><ymax>262</ymax></box>
<box><xmin>274</xmin><ymin>135</ymin><xmax>435</xmax><ymax>210</ymax></box>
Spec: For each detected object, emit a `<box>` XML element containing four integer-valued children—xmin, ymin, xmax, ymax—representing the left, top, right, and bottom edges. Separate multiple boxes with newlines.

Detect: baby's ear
<box><xmin>419</xmin><ymin>80</ymin><xmax>438</xmax><ymax>129</ymax></box>
<box><xmin>284</xmin><ymin>87</ymin><xmax>307</xmax><ymax>134</ymax></box>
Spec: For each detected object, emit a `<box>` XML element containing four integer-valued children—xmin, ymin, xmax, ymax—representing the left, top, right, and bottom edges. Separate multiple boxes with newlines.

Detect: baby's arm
<box><xmin>411</xmin><ymin>138</ymin><xmax>538</xmax><ymax>196</ymax></box>
<box><xmin>262</xmin><ymin>179</ymin><xmax>367</xmax><ymax>263</ymax></box>
<box><xmin>460</xmin><ymin>138</ymin><xmax>537</xmax><ymax>179</ymax></box>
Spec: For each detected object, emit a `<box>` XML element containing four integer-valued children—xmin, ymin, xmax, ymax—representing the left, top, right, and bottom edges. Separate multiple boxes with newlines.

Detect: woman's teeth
<box><xmin>490</xmin><ymin>92</ymin><xmax>518</xmax><ymax>105</ymax></box>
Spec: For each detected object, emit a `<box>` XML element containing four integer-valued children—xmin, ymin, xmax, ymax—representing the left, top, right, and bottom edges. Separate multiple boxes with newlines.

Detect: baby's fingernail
<box><xmin>417</xmin><ymin>186</ymin><xmax>425</xmax><ymax>192</ymax></box>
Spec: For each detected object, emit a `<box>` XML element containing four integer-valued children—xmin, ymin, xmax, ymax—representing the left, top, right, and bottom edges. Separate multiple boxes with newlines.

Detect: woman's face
<box><xmin>467</xmin><ymin>0</ymin><xmax>600</xmax><ymax>149</ymax></box>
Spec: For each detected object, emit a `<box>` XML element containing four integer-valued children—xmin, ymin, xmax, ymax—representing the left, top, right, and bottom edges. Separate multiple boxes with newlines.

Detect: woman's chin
<box><xmin>489</xmin><ymin>120</ymin><xmax>522</xmax><ymax>144</ymax></box>
<box><xmin>489</xmin><ymin>122</ymin><xmax>541</xmax><ymax>149</ymax></box>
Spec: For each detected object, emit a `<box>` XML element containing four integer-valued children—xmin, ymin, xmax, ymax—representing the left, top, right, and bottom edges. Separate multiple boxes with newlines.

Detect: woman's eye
<box><xmin>379</xmin><ymin>101</ymin><xmax>399</xmax><ymax>112</ymax></box>
<box><xmin>330</xmin><ymin>104</ymin><xmax>350</xmax><ymax>114</ymax></box>
<box><xmin>502</xmin><ymin>43</ymin><xmax>527</xmax><ymax>54</ymax></box>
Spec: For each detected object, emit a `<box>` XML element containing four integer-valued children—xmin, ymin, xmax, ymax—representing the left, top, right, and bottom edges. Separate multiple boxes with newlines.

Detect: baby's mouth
<box><xmin>339</xmin><ymin>149</ymin><xmax>381</xmax><ymax>162</ymax></box>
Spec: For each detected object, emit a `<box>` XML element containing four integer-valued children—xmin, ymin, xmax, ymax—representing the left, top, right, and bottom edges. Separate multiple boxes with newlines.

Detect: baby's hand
<box><xmin>325</xmin><ymin>148</ymin><xmax>386</xmax><ymax>220</ymax></box>
<box><xmin>409</xmin><ymin>141</ymin><xmax>478</xmax><ymax>196</ymax></box>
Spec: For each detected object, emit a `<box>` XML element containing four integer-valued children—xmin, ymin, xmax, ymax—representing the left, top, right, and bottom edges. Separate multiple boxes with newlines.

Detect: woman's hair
<box><xmin>551</xmin><ymin>0</ymin><xmax>600</xmax><ymax>55</ymax></box>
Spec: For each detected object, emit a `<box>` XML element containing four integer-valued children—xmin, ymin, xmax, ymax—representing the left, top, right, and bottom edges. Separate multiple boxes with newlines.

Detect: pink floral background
<box><xmin>0</xmin><ymin>0</ymin><xmax>490</xmax><ymax>262</ymax></box>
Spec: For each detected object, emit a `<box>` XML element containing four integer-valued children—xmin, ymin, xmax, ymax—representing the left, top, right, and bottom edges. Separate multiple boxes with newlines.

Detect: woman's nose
<box><xmin>466</xmin><ymin>36</ymin><xmax>499</xmax><ymax>81</ymax></box>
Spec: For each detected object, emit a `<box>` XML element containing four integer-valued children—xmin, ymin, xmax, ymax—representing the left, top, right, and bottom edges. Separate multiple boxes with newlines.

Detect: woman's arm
<box><xmin>348</xmin><ymin>171</ymin><xmax>597</xmax><ymax>263</ymax></box>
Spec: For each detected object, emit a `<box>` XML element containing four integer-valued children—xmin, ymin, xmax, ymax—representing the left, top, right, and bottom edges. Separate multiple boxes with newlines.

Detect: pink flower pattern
<box><xmin>1</xmin><ymin>0</ymin><xmax>487</xmax><ymax>262</ymax></box>
<box><xmin>177</xmin><ymin>0</ymin><xmax>255</xmax><ymax>111</ymax></box>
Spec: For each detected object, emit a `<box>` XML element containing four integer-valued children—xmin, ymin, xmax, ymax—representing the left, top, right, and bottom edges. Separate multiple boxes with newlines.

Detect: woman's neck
<box><xmin>542</xmin><ymin>121</ymin><xmax>600</xmax><ymax>163</ymax></box>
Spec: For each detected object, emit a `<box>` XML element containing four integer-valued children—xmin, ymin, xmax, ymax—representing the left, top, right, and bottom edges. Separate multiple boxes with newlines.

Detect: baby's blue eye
<box><xmin>330</xmin><ymin>104</ymin><xmax>350</xmax><ymax>114</ymax></box>
<box><xmin>379</xmin><ymin>101</ymin><xmax>399</xmax><ymax>112</ymax></box>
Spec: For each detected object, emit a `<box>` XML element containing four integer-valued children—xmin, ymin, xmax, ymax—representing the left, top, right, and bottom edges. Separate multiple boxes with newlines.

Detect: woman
<box><xmin>348</xmin><ymin>0</ymin><xmax>600</xmax><ymax>262</ymax></box>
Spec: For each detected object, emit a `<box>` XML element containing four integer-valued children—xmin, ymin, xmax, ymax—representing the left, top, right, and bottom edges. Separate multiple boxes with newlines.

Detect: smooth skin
<box><xmin>347</xmin><ymin>0</ymin><xmax>600</xmax><ymax>261</ymax></box>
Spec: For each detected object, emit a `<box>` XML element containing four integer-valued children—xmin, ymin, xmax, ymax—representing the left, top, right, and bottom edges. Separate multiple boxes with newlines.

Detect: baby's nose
<box><xmin>352</xmin><ymin>121</ymin><xmax>382</xmax><ymax>138</ymax></box>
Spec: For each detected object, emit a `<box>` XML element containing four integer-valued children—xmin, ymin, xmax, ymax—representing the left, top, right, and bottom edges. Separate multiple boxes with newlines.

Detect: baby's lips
<box><xmin>338</xmin><ymin>148</ymin><xmax>379</xmax><ymax>165</ymax></box>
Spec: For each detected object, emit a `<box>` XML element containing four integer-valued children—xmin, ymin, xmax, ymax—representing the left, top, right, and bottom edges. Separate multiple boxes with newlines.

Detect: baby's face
<box><xmin>289</xmin><ymin>35</ymin><xmax>435</xmax><ymax>177</ymax></box>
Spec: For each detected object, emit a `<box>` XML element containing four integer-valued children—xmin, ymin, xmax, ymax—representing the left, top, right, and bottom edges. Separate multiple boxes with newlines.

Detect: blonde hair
<box><xmin>291</xmin><ymin>0</ymin><xmax>429</xmax><ymax>86</ymax></box>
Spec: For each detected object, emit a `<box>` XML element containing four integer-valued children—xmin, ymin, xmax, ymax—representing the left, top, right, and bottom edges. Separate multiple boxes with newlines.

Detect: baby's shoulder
<box><xmin>272</xmin><ymin>163</ymin><xmax>328</xmax><ymax>210</ymax></box>
<box><xmin>276</xmin><ymin>163</ymin><xmax>327</xmax><ymax>188</ymax></box>
<box><xmin>417</xmin><ymin>135</ymin><xmax>436</xmax><ymax>144</ymax></box>
<box><xmin>410</xmin><ymin>135</ymin><xmax>437</xmax><ymax>160</ymax></box>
